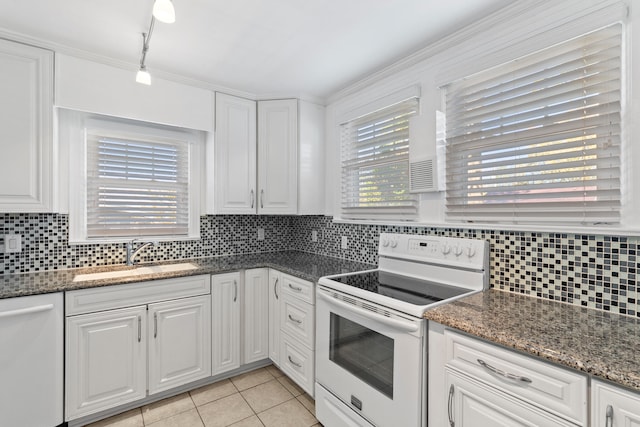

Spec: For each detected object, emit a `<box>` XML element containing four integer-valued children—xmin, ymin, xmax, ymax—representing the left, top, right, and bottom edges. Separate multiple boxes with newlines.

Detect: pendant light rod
<box><xmin>139</xmin><ymin>16</ymin><xmax>156</xmax><ymax>72</ymax></box>
<box><xmin>135</xmin><ymin>1</ymin><xmax>175</xmax><ymax>85</ymax></box>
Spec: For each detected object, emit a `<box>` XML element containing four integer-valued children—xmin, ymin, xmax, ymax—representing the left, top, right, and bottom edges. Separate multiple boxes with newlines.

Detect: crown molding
<box><xmin>326</xmin><ymin>0</ymin><xmax>624</xmax><ymax>105</ymax></box>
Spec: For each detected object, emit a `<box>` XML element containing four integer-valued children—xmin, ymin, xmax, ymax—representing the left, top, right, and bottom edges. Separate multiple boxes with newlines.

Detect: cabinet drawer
<box><xmin>446</xmin><ymin>368</ymin><xmax>577</xmax><ymax>427</ymax></box>
<box><xmin>280</xmin><ymin>273</ymin><xmax>314</xmax><ymax>304</ymax></box>
<box><xmin>66</xmin><ymin>275</ymin><xmax>211</xmax><ymax>315</ymax></box>
<box><xmin>280</xmin><ymin>331</ymin><xmax>315</xmax><ymax>397</ymax></box>
<box><xmin>445</xmin><ymin>329</ymin><xmax>587</xmax><ymax>425</ymax></box>
<box><xmin>280</xmin><ymin>293</ymin><xmax>315</xmax><ymax>349</ymax></box>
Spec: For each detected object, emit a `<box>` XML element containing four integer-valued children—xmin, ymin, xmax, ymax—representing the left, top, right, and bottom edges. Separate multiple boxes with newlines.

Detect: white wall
<box><xmin>56</xmin><ymin>54</ymin><xmax>214</xmax><ymax>132</ymax></box>
<box><xmin>324</xmin><ymin>0</ymin><xmax>640</xmax><ymax>234</ymax></box>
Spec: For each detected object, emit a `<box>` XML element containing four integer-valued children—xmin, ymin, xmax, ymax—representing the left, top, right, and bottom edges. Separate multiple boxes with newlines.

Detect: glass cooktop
<box><xmin>331</xmin><ymin>270</ymin><xmax>470</xmax><ymax>306</ymax></box>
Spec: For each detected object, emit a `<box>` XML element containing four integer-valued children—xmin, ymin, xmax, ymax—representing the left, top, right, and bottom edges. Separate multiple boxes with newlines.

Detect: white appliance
<box><xmin>315</xmin><ymin>233</ymin><xmax>489</xmax><ymax>427</ymax></box>
<box><xmin>0</xmin><ymin>293</ymin><xmax>64</xmax><ymax>427</ymax></box>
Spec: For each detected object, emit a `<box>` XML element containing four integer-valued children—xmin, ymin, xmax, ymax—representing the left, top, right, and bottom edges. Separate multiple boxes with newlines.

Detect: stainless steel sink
<box><xmin>72</xmin><ymin>262</ymin><xmax>199</xmax><ymax>282</ymax></box>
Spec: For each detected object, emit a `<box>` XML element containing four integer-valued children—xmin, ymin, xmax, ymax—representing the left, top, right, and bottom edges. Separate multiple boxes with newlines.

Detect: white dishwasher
<box><xmin>0</xmin><ymin>292</ymin><xmax>64</xmax><ymax>427</ymax></box>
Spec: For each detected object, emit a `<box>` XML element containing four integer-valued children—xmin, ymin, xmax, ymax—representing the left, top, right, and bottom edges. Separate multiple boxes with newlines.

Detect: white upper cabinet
<box><xmin>214</xmin><ymin>93</ymin><xmax>257</xmax><ymax>214</ymax></box>
<box><xmin>210</xmin><ymin>94</ymin><xmax>325</xmax><ymax>215</ymax></box>
<box><xmin>257</xmin><ymin>99</ymin><xmax>298</xmax><ymax>214</ymax></box>
<box><xmin>0</xmin><ymin>39</ymin><xmax>54</xmax><ymax>212</ymax></box>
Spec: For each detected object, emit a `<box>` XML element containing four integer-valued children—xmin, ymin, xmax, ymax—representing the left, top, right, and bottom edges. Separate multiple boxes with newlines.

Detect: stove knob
<box><xmin>441</xmin><ymin>245</ymin><xmax>451</xmax><ymax>255</ymax></box>
<box><xmin>466</xmin><ymin>246</ymin><xmax>476</xmax><ymax>258</ymax></box>
<box><xmin>454</xmin><ymin>245</ymin><xmax>463</xmax><ymax>257</ymax></box>
<box><xmin>390</xmin><ymin>240</ymin><xmax>398</xmax><ymax>248</ymax></box>
<box><xmin>382</xmin><ymin>239</ymin><xmax>389</xmax><ymax>247</ymax></box>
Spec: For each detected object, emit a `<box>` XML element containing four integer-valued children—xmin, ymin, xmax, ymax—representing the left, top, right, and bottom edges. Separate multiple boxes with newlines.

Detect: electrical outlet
<box><xmin>311</xmin><ymin>230</ymin><xmax>318</xmax><ymax>242</ymax></box>
<box><xmin>3</xmin><ymin>234</ymin><xmax>22</xmax><ymax>253</ymax></box>
<box><xmin>341</xmin><ymin>236</ymin><xmax>348</xmax><ymax>249</ymax></box>
<box><xmin>257</xmin><ymin>228</ymin><xmax>265</xmax><ymax>241</ymax></box>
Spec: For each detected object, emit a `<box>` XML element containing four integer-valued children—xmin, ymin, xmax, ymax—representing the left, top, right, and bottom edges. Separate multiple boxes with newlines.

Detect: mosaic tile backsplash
<box><xmin>1</xmin><ymin>213</ymin><xmax>637</xmax><ymax>318</ymax></box>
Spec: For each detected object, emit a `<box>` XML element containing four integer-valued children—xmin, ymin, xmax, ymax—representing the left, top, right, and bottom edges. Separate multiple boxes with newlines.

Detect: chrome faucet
<box><xmin>125</xmin><ymin>239</ymin><xmax>158</xmax><ymax>266</ymax></box>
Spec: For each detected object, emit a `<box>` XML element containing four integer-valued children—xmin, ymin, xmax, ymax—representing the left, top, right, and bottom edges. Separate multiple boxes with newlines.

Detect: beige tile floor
<box><xmin>85</xmin><ymin>365</ymin><xmax>321</xmax><ymax>427</ymax></box>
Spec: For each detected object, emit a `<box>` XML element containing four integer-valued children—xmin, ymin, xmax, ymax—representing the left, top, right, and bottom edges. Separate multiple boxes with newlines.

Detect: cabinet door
<box><xmin>257</xmin><ymin>99</ymin><xmax>298</xmax><ymax>214</ymax></box>
<box><xmin>0</xmin><ymin>39</ymin><xmax>53</xmax><ymax>212</ymax></box>
<box><xmin>212</xmin><ymin>272</ymin><xmax>241</xmax><ymax>375</ymax></box>
<box><xmin>268</xmin><ymin>269</ymin><xmax>282</xmax><ymax>365</ymax></box>
<box><xmin>148</xmin><ymin>295</ymin><xmax>212</xmax><ymax>394</ymax></box>
<box><xmin>446</xmin><ymin>370</ymin><xmax>576</xmax><ymax>427</ymax></box>
<box><xmin>244</xmin><ymin>268</ymin><xmax>269</xmax><ymax>364</ymax></box>
<box><xmin>214</xmin><ymin>93</ymin><xmax>257</xmax><ymax>214</ymax></box>
<box><xmin>592</xmin><ymin>379</ymin><xmax>640</xmax><ymax>427</ymax></box>
<box><xmin>66</xmin><ymin>306</ymin><xmax>147</xmax><ymax>420</ymax></box>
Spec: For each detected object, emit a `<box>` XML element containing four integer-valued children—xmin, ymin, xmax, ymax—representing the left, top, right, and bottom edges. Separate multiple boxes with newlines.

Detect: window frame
<box><xmin>68</xmin><ymin>114</ymin><xmax>202</xmax><ymax>244</ymax></box>
<box><xmin>442</xmin><ymin>24</ymin><xmax>624</xmax><ymax>226</ymax></box>
<box><xmin>339</xmin><ymin>96</ymin><xmax>420</xmax><ymax>221</ymax></box>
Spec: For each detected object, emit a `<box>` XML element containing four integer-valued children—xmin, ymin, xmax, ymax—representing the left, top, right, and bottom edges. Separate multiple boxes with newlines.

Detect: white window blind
<box><xmin>86</xmin><ymin>132</ymin><xmax>190</xmax><ymax>238</ymax></box>
<box><xmin>445</xmin><ymin>24</ymin><xmax>622</xmax><ymax>225</ymax></box>
<box><xmin>341</xmin><ymin>98</ymin><xmax>419</xmax><ymax>220</ymax></box>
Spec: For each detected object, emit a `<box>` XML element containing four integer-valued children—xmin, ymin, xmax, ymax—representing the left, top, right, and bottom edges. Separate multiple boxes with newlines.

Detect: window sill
<box><xmin>68</xmin><ymin>234</ymin><xmax>201</xmax><ymax>246</ymax></box>
<box><xmin>331</xmin><ymin>217</ymin><xmax>640</xmax><ymax>237</ymax></box>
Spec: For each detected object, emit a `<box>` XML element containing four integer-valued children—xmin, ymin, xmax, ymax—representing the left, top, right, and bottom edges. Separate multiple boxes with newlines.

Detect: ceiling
<box><xmin>0</xmin><ymin>0</ymin><xmax>513</xmax><ymax>100</ymax></box>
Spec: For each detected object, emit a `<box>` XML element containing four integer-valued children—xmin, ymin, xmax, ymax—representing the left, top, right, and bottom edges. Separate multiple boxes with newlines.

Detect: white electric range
<box><xmin>315</xmin><ymin>233</ymin><xmax>489</xmax><ymax>427</ymax></box>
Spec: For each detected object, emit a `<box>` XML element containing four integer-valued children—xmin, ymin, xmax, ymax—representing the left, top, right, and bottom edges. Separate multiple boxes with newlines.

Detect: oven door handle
<box><xmin>317</xmin><ymin>291</ymin><xmax>419</xmax><ymax>332</ymax></box>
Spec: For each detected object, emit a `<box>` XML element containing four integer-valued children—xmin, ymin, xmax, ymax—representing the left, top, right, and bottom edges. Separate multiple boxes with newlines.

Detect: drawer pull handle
<box><xmin>448</xmin><ymin>384</ymin><xmax>455</xmax><ymax>427</ymax></box>
<box><xmin>288</xmin><ymin>283</ymin><xmax>302</xmax><ymax>292</ymax></box>
<box><xmin>606</xmin><ymin>404</ymin><xmax>613</xmax><ymax>427</ymax></box>
<box><xmin>0</xmin><ymin>304</ymin><xmax>53</xmax><ymax>318</ymax></box>
<box><xmin>288</xmin><ymin>355</ymin><xmax>302</xmax><ymax>368</ymax></box>
<box><xmin>288</xmin><ymin>314</ymin><xmax>302</xmax><ymax>324</ymax></box>
<box><xmin>477</xmin><ymin>359</ymin><xmax>532</xmax><ymax>384</ymax></box>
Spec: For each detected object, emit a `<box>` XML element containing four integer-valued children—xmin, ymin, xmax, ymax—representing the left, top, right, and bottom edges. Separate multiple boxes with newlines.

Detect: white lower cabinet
<box><xmin>591</xmin><ymin>379</ymin><xmax>640</xmax><ymax>427</ymax></box>
<box><xmin>446</xmin><ymin>369</ymin><xmax>576</xmax><ymax>426</ymax></box>
<box><xmin>244</xmin><ymin>268</ymin><xmax>269</xmax><ymax>364</ymax></box>
<box><xmin>66</xmin><ymin>305</ymin><xmax>149</xmax><ymax>419</ymax></box>
<box><xmin>430</xmin><ymin>323</ymin><xmax>588</xmax><ymax>427</ymax></box>
<box><xmin>268</xmin><ymin>269</ymin><xmax>282</xmax><ymax>365</ymax></box>
<box><xmin>273</xmin><ymin>272</ymin><xmax>316</xmax><ymax>396</ymax></box>
<box><xmin>211</xmin><ymin>272</ymin><xmax>241</xmax><ymax>375</ymax></box>
<box><xmin>280</xmin><ymin>330</ymin><xmax>315</xmax><ymax>394</ymax></box>
<box><xmin>148</xmin><ymin>296</ymin><xmax>211</xmax><ymax>394</ymax></box>
<box><xmin>65</xmin><ymin>275</ymin><xmax>211</xmax><ymax>421</ymax></box>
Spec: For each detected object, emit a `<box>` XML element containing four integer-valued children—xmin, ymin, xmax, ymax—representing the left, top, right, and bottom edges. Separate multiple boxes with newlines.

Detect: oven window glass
<box><xmin>329</xmin><ymin>313</ymin><xmax>394</xmax><ymax>399</ymax></box>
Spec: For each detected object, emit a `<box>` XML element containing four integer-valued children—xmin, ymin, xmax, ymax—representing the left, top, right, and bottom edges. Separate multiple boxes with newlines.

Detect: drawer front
<box><xmin>280</xmin><ymin>293</ymin><xmax>315</xmax><ymax>349</ymax></box>
<box><xmin>280</xmin><ymin>331</ymin><xmax>315</xmax><ymax>397</ymax></box>
<box><xmin>445</xmin><ymin>329</ymin><xmax>587</xmax><ymax>425</ymax></box>
<box><xmin>280</xmin><ymin>273</ymin><xmax>314</xmax><ymax>304</ymax></box>
<box><xmin>66</xmin><ymin>275</ymin><xmax>211</xmax><ymax>315</ymax></box>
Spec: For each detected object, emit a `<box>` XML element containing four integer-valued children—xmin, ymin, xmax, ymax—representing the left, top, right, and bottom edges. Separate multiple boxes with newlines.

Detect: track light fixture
<box><xmin>135</xmin><ymin>1</ymin><xmax>175</xmax><ymax>85</ymax></box>
<box><xmin>153</xmin><ymin>0</ymin><xmax>176</xmax><ymax>24</ymax></box>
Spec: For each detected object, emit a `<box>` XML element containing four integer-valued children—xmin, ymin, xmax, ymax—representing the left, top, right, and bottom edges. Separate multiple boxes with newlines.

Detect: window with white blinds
<box><xmin>86</xmin><ymin>132</ymin><xmax>190</xmax><ymax>238</ymax></box>
<box><xmin>341</xmin><ymin>98</ymin><xmax>419</xmax><ymax>220</ymax></box>
<box><xmin>444</xmin><ymin>24</ymin><xmax>622</xmax><ymax>225</ymax></box>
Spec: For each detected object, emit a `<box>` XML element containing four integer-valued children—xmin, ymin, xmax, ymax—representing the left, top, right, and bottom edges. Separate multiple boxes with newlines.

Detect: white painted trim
<box><xmin>326</xmin><ymin>0</ymin><xmax>626</xmax><ymax>104</ymax></box>
<box><xmin>64</xmin><ymin>111</ymin><xmax>204</xmax><ymax>244</ymax></box>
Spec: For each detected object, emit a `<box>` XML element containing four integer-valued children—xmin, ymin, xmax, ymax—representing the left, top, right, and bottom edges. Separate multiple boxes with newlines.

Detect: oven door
<box><xmin>316</xmin><ymin>285</ymin><xmax>426</xmax><ymax>427</ymax></box>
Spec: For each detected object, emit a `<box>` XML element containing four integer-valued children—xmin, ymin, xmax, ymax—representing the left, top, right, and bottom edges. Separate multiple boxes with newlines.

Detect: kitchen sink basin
<box><xmin>73</xmin><ymin>262</ymin><xmax>199</xmax><ymax>282</ymax></box>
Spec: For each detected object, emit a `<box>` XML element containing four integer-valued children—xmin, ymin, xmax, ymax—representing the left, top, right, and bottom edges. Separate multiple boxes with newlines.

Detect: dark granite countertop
<box><xmin>425</xmin><ymin>289</ymin><xmax>640</xmax><ymax>393</ymax></box>
<box><xmin>0</xmin><ymin>251</ymin><xmax>374</xmax><ymax>299</ymax></box>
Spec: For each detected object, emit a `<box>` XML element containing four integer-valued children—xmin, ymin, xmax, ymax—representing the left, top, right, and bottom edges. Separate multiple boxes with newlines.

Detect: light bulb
<box><xmin>153</xmin><ymin>0</ymin><xmax>175</xmax><ymax>24</ymax></box>
<box><xmin>136</xmin><ymin>68</ymin><xmax>151</xmax><ymax>85</ymax></box>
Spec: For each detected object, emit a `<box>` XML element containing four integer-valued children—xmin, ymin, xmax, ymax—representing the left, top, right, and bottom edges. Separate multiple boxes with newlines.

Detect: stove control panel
<box><xmin>379</xmin><ymin>233</ymin><xmax>488</xmax><ymax>270</ymax></box>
